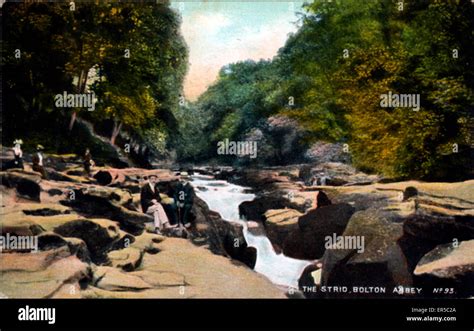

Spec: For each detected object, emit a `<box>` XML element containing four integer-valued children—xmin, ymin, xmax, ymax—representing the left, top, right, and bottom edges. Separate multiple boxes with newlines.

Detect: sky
<box><xmin>171</xmin><ymin>1</ymin><xmax>306</xmax><ymax>101</ymax></box>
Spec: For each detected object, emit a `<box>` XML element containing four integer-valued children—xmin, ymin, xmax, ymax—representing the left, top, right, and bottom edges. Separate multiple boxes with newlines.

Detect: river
<box><xmin>191</xmin><ymin>174</ymin><xmax>313</xmax><ymax>290</ymax></box>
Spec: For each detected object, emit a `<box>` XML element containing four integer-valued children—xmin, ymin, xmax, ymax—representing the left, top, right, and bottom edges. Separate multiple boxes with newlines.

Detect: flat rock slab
<box><xmin>94</xmin><ymin>266</ymin><xmax>152</xmax><ymax>291</ymax></box>
<box><xmin>265</xmin><ymin>208</ymin><xmax>302</xmax><ymax>227</ymax></box>
<box><xmin>139</xmin><ymin>238</ymin><xmax>286</xmax><ymax>298</ymax></box>
<box><xmin>0</xmin><ymin>246</ymin><xmax>71</xmax><ymax>272</ymax></box>
<box><xmin>129</xmin><ymin>270</ymin><xmax>185</xmax><ymax>287</ymax></box>
<box><xmin>108</xmin><ymin>247</ymin><xmax>143</xmax><ymax>271</ymax></box>
<box><xmin>415</xmin><ymin>240</ymin><xmax>474</xmax><ymax>277</ymax></box>
<box><xmin>0</xmin><ymin>255</ymin><xmax>90</xmax><ymax>298</ymax></box>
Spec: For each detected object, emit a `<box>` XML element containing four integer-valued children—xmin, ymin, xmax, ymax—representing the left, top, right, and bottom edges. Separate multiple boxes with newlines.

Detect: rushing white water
<box><xmin>191</xmin><ymin>174</ymin><xmax>313</xmax><ymax>289</ymax></box>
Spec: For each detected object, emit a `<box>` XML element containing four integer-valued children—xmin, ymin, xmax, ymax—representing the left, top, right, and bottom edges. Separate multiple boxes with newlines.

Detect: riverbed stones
<box><xmin>0</xmin><ymin>164</ymin><xmax>291</xmax><ymax>299</ymax></box>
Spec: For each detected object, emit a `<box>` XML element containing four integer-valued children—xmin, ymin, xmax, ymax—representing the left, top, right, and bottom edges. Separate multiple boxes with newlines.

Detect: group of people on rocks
<box><xmin>3</xmin><ymin>139</ymin><xmax>48</xmax><ymax>178</ymax></box>
<box><xmin>140</xmin><ymin>172</ymin><xmax>194</xmax><ymax>235</ymax></box>
<box><xmin>3</xmin><ymin>139</ymin><xmax>94</xmax><ymax>179</ymax></box>
<box><xmin>4</xmin><ymin>139</ymin><xmax>195</xmax><ymax>235</ymax></box>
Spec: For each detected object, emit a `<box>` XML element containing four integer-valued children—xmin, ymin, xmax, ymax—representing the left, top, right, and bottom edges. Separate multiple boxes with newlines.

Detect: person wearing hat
<box><xmin>173</xmin><ymin>172</ymin><xmax>194</xmax><ymax>229</ymax></box>
<box><xmin>32</xmin><ymin>144</ymin><xmax>47</xmax><ymax>178</ymax></box>
<box><xmin>2</xmin><ymin>139</ymin><xmax>24</xmax><ymax>170</ymax></box>
<box><xmin>83</xmin><ymin>148</ymin><xmax>95</xmax><ymax>177</ymax></box>
<box><xmin>140</xmin><ymin>174</ymin><xmax>172</xmax><ymax>234</ymax></box>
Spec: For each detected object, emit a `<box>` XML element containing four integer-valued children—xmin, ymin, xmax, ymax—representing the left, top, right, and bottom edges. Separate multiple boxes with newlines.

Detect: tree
<box><xmin>3</xmin><ymin>1</ymin><xmax>188</xmax><ymax>162</ymax></box>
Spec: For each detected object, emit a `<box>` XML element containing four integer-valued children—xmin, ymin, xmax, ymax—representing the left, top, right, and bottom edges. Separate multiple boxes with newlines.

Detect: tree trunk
<box><xmin>111</xmin><ymin>121</ymin><xmax>123</xmax><ymax>145</ymax></box>
<box><xmin>68</xmin><ymin>68</ymin><xmax>89</xmax><ymax>131</ymax></box>
<box><xmin>68</xmin><ymin>111</ymin><xmax>77</xmax><ymax>131</ymax></box>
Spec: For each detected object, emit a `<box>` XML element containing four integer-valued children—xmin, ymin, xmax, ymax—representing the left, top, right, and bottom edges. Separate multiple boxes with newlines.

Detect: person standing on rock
<box><xmin>2</xmin><ymin>139</ymin><xmax>24</xmax><ymax>170</ymax></box>
<box><xmin>173</xmin><ymin>172</ymin><xmax>194</xmax><ymax>229</ymax></box>
<box><xmin>140</xmin><ymin>174</ymin><xmax>173</xmax><ymax>234</ymax></box>
<box><xmin>32</xmin><ymin>144</ymin><xmax>47</xmax><ymax>178</ymax></box>
<box><xmin>83</xmin><ymin>148</ymin><xmax>95</xmax><ymax>177</ymax></box>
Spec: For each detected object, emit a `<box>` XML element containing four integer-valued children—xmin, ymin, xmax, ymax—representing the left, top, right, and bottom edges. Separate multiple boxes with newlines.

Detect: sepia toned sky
<box><xmin>171</xmin><ymin>1</ymin><xmax>305</xmax><ymax>101</ymax></box>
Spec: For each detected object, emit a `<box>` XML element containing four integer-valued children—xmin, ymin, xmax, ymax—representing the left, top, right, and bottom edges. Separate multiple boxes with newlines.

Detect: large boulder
<box><xmin>264</xmin><ymin>208</ymin><xmax>302</xmax><ymax>248</ymax></box>
<box><xmin>93</xmin><ymin>170</ymin><xmax>114</xmax><ymax>185</ymax></box>
<box><xmin>191</xmin><ymin>196</ymin><xmax>256</xmax><ymax>268</ymax></box>
<box><xmin>107</xmin><ymin>247</ymin><xmax>143</xmax><ymax>271</ymax></box>
<box><xmin>37</xmin><ymin>232</ymin><xmax>90</xmax><ymax>263</ymax></box>
<box><xmin>233</xmin><ymin>169</ymin><xmax>292</xmax><ymax>192</ymax></box>
<box><xmin>320</xmin><ymin>208</ymin><xmax>413</xmax><ymax>297</ymax></box>
<box><xmin>0</xmin><ymin>170</ymin><xmax>41</xmax><ymax>201</ymax></box>
<box><xmin>315</xmin><ymin>190</ymin><xmax>332</xmax><ymax>208</ymax></box>
<box><xmin>60</xmin><ymin>186</ymin><xmax>148</xmax><ymax>235</ymax></box>
<box><xmin>414</xmin><ymin>240</ymin><xmax>474</xmax><ymax>298</ymax></box>
<box><xmin>239</xmin><ymin>195</ymin><xmax>307</xmax><ymax>222</ymax></box>
<box><xmin>52</xmin><ymin>218</ymin><xmax>130</xmax><ymax>264</ymax></box>
<box><xmin>298</xmin><ymin>203</ymin><xmax>355</xmax><ymax>231</ymax></box>
<box><xmin>298</xmin><ymin>262</ymin><xmax>322</xmax><ymax>298</ymax></box>
<box><xmin>282</xmin><ymin>203</ymin><xmax>355</xmax><ymax>259</ymax></box>
<box><xmin>399</xmin><ymin>211</ymin><xmax>474</xmax><ymax>272</ymax></box>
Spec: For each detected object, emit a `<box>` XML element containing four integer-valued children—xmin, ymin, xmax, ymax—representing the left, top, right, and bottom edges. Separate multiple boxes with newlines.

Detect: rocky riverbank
<box><xmin>1</xmin><ymin>158</ymin><xmax>473</xmax><ymax>299</ymax></box>
<box><xmin>213</xmin><ymin>163</ymin><xmax>474</xmax><ymax>298</ymax></box>
<box><xmin>0</xmin><ymin>161</ymin><xmax>283</xmax><ymax>298</ymax></box>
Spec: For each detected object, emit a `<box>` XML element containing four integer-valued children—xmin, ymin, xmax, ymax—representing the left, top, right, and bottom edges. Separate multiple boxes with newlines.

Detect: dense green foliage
<box><xmin>3</xmin><ymin>1</ymin><xmax>472</xmax><ymax>179</ymax></box>
<box><xmin>177</xmin><ymin>0</ymin><xmax>473</xmax><ymax>180</ymax></box>
<box><xmin>3</xmin><ymin>1</ymin><xmax>187</xmax><ymax>164</ymax></box>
